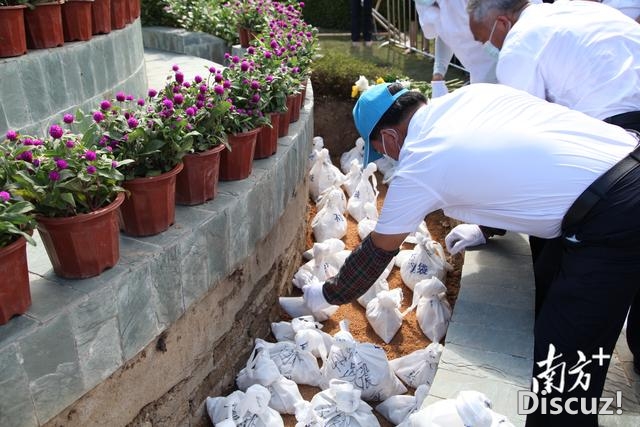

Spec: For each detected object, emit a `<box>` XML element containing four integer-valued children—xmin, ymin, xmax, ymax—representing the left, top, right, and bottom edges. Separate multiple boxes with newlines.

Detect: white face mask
<box><xmin>483</xmin><ymin>19</ymin><xmax>509</xmax><ymax>59</ymax></box>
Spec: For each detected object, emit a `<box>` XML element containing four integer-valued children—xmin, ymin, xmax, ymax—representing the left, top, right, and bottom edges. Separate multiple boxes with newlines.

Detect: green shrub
<box><xmin>302</xmin><ymin>0</ymin><xmax>350</xmax><ymax>31</ymax></box>
<box><xmin>141</xmin><ymin>0</ymin><xmax>174</xmax><ymax>27</ymax></box>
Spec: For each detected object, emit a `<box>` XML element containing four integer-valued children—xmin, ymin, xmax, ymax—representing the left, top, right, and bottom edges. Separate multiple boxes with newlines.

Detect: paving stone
<box><xmin>455</xmin><ymin>281</ymin><xmax>534</xmax><ymax>312</ymax></box>
<box><xmin>25</xmin><ymin>275</ymin><xmax>86</xmax><ymax>323</ymax></box>
<box><xmin>0</xmin><ymin>315</ymin><xmax>38</xmax><ymax>351</ymax></box>
<box><xmin>19</xmin><ymin>314</ymin><xmax>84</xmax><ymax>423</ymax></box>
<box><xmin>149</xmin><ymin>243</ymin><xmax>185</xmax><ymax>327</ymax></box>
<box><xmin>451</xmin><ymin>298</ymin><xmax>533</xmax><ymax>333</ymax></box>
<box><xmin>0</xmin><ymin>344</ymin><xmax>38</xmax><ymax>427</ymax></box>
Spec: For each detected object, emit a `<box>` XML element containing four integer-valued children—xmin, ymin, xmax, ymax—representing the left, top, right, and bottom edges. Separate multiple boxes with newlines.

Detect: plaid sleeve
<box><xmin>322</xmin><ymin>234</ymin><xmax>399</xmax><ymax>305</ymax></box>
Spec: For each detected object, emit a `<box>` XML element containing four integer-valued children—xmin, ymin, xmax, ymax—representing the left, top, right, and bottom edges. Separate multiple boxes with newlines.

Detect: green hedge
<box><xmin>141</xmin><ymin>0</ymin><xmax>174</xmax><ymax>27</ymax></box>
<box><xmin>302</xmin><ymin>0</ymin><xmax>351</xmax><ymax>31</ymax></box>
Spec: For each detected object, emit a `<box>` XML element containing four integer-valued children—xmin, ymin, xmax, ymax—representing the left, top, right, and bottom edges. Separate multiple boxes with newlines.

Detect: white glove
<box><xmin>431</xmin><ymin>80</ymin><xmax>448</xmax><ymax>98</ymax></box>
<box><xmin>445</xmin><ymin>224</ymin><xmax>486</xmax><ymax>254</ymax></box>
<box><xmin>302</xmin><ymin>279</ymin><xmax>332</xmax><ymax>314</ymax></box>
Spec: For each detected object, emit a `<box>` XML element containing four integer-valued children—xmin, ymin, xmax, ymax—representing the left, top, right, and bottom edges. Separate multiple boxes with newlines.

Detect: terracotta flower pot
<box><xmin>24</xmin><ymin>1</ymin><xmax>65</xmax><ymax>49</ymax></box>
<box><xmin>0</xmin><ymin>237</ymin><xmax>31</xmax><ymax>325</ymax></box>
<box><xmin>0</xmin><ymin>6</ymin><xmax>28</xmax><ymax>58</ymax></box>
<box><xmin>36</xmin><ymin>193</ymin><xmax>124</xmax><ymax>279</ymax></box>
<box><xmin>110</xmin><ymin>0</ymin><xmax>126</xmax><ymax>29</ymax></box>
<box><xmin>238</xmin><ymin>26</ymin><xmax>250</xmax><ymax>48</ymax></box>
<box><xmin>129</xmin><ymin>0</ymin><xmax>139</xmax><ymax>19</ymax></box>
<box><xmin>91</xmin><ymin>0</ymin><xmax>111</xmax><ymax>34</ymax></box>
<box><xmin>254</xmin><ymin>112</ymin><xmax>280</xmax><ymax>159</ymax></box>
<box><xmin>62</xmin><ymin>0</ymin><xmax>93</xmax><ymax>42</ymax></box>
<box><xmin>220</xmin><ymin>128</ymin><xmax>261</xmax><ymax>181</ymax></box>
<box><xmin>301</xmin><ymin>78</ymin><xmax>309</xmax><ymax>102</ymax></box>
<box><xmin>289</xmin><ymin>92</ymin><xmax>302</xmax><ymax>124</ymax></box>
<box><xmin>123</xmin><ymin>0</ymin><xmax>132</xmax><ymax>24</ymax></box>
<box><xmin>175</xmin><ymin>145</ymin><xmax>226</xmax><ymax>206</ymax></box>
<box><xmin>278</xmin><ymin>97</ymin><xmax>294</xmax><ymax>138</ymax></box>
<box><xmin>119</xmin><ymin>163</ymin><xmax>183</xmax><ymax>237</ymax></box>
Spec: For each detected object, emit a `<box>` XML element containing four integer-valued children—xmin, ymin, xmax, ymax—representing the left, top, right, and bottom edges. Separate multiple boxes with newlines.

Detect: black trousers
<box><xmin>350</xmin><ymin>0</ymin><xmax>372</xmax><ymax>42</ymax></box>
<box><xmin>525</xmin><ymin>165</ymin><xmax>640</xmax><ymax>427</ymax></box>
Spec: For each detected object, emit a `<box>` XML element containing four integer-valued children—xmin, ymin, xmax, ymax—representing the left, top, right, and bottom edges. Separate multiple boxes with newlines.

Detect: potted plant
<box><xmin>7</xmin><ymin>123</ymin><xmax>130</xmax><ymax>279</ymax></box>
<box><xmin>159</xmin><ymin>66</ymin><xmax>233</xmax><ymax>205</ymax></box>
<box><xmin>228</xmin><ymin>0</ymin><xmax>269</xmax><ymax>48</ymax></box>
<box><xmin>220</xmin><ymin>53</ymin><xmax>270</xmax><ymax>181</ymax></box>
<box><xmin>24</xmin><ymin>0</ymin><xmax>65</xmax><ymax>49</ymax></box>
<box><xmin>81</xmin><ymin>90</ymin><xmax>192</xmax><ymax>236</ymax></box>
<box><xmin>91</xmin><ymin>0</ymin><xmax>109</xmax><ymax>34</ymax></box>
<box><xmin>61</xmin><ymin>0</ymin><xmax>93</xmax><ymax>42</ymax></box>
<box><xmin>0</xmin><ymin>130</ymin><xmax>36</xmax><ymax>324</ymax></box>
<box><xmin>0</xmin><ymin>0</ymin><xmax>29</xmax><ymax>57</ymax></box>
<box><xmin>110</xmin><ymin>0</ymin><xmax>125</xmax><ymax>29</ymax></box>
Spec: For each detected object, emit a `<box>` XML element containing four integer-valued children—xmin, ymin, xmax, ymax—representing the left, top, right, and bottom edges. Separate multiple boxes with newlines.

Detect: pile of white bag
<box><xmin>206</xmin><ymin>137</ymin><xmax>504</xmax><ymax>426</ymax></box>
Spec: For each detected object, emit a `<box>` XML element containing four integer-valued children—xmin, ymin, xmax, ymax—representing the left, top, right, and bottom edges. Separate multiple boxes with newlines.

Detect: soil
<box><xmin>277</xmin><ymin>171</ymin><xmax>464</xmax><ymax>426</ymax></box>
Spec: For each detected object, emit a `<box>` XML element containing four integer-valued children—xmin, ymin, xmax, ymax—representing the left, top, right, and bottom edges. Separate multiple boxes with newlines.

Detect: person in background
<box><xmin>459</xmin><ymin>0</ymin><xmax>640</xmax><ymax>397</ymax></box>
<box><xmin>413</xmin><ymin>0</ymin><xmax>501</xmax><ymax>97</ymax></box>
<box><xmin>585</xmin><ymin>0</ymin><xmax>640</xmax><ymax>22</ymax></box>
<box><xmin>304</xmin><ymin>82</ymin><xmax>640</xmax><ymax>427</ymax></box>
<box><xmin>351</xmin><ymin>0</ymin><xmax>374</xmax><ymax>47</ymax></box>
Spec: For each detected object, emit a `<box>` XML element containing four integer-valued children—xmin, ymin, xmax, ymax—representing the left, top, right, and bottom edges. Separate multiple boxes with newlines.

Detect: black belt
<box><xmin>562</xmin><ymin>144</ymin><xmax>640</xmax><ymax>232</ymax></box>
<box><xmin>604</xmin><ymin>110</ymin><xmax>640</xmax><ymax>133</ymax></box>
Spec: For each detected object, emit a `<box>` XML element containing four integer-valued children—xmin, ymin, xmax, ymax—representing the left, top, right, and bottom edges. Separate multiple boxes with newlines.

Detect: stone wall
<box><xmin>0</xmin><ymin>20</ymin><xmax>147</xmax><ymax>137</ymax></box>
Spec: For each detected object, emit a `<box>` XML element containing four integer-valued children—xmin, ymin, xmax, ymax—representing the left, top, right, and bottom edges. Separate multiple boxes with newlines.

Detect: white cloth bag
<box><xmin>404</xmin><ymin>277</ymin><xmax>452</xmax><ymax>343</ymax></box>
<box><xmin>366</xmin><ymin>288</ymin><xmax>404</xmax><ymax>344</ymax></box>
<box><xmin>316</xmin><ymin>185</ymin><xmax>347</xmax><ymax>214</ymax></box>
<box><xmin>235</xmin><ymin>346</ymin><xmax>304</xmax><ymax>414</ymax></box>
<box><xmin>271</xmin><ymin>315</ymin><xmax>323</xmax><ymax>342</ymax></box>
<box><xmin>257</xmin><ymin>338</ymin><xmax>325</xmax><ymax>388</ymax></box>
<box><xmin>356</xmin><ymin>267</ymin><xmax>391</xmax><ymax>308</ymax></box>
<box><xmin>389</xmin><ymin>342</ymin><xmax>444</xmax><ymax>389</ymax></box>
<box><xmin>400</xmin><ymin>234</ymin><xmax>451</xmax><ymax>290</ymax></box>
<box><xmin>308</xmin><ymin>136</ymin><xmax>325</xmax><ymax>167</ymax></box>
<box><xmin>311</xmin><ymin>190</ymin><xmax>348</xmax><ymax>242</ymax></box>
<box><xmin>340</xmin><ymin>137</ymin><xmax>365</xmax><ymax>174</ymax></box>
<box><xmin>205</xmin><ymin>384</ymin><xmax>284</xmax><ymax>427</ymax></box>
<box><xmin>376</xmin><ymin>383</ymin><xmax>430</xmax><ymax>426</ymax></box>
<box><xmin>343</xmin><ymin>158</ymin><xmax>364</xmax><ymax>197</ymax></box>
<box><xmin>309</xmin><ymin>379</ymin><xmax>381</xmax><ymax>426</ymax></box>
<box><xmin>309</xmin><ymin>148</ymin><xmax>345</xmax><ymax>202</ymax></box>
<box><xmin>347</xmin><ymin>162</ymin><xmax>379</xmax><ymax>222</ymax></box>
<box><xmin>357</xmin><ymin>201</ymin><xmax>379</xmax><ymax>240</ymax></box>
<box><xmin>322</xmin><ymin>320</ymin><xmax>407</xmax><ymax>400</ymax></box>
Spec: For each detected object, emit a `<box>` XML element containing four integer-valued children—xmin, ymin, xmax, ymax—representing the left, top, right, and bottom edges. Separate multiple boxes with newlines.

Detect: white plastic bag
<box><xmin>311</xmin><ymin>190</ymin><xmax>348</xmax><ymax>242</ymax></box>
<box><xmin>309</xmin><ymin>148</ymin><xmax>345</xmax><ymax>202</ymax></box>
<box><xmin>293</xmin><ymin>241</ymin><xmax>340</xmax><ymax>289</ymax></box>
<box><xmin>389</xmin><ymin>342</ymin><xmax>444</xmax><ymax>389</ymax></box>
<box><xmin>347</xmin><ymin>162</ymin><xmax>379</xmax><ymax>222</ymax></box>
<box><xmin>403</xmin><ymin>221</ymin><xmax>431</xmax><ymax>245</ymax></box>
<box><xmin>303</xmin><ymin>238</ymin><xmax>346</xmax><ymax>261</ymax></box>
<box><xmin>340</xmin><ymin>137</ymin><xmax>365</xmax><ymax>174</ymax></box>
<box><xmin>316</xmin><ymin>185</ymin><xmax>347</xmax><ymax>214</ymax></box>
<box><xmin>404</xmin><ymin>277</ymin><xmax>452</xmax><ymax>344</ymax></box>
<box><xmin>258</xmin><ymin>338</ymin><xmax>325</xmax><ymax>387</ymax></box>
<box><xmin>205</xmin><ymin>384</ymin><xmax>284</xmax><ymax>427</ymax></box>
<box><xmin>309</xmin><ymin>379</ymin><xmax>381</xmax><ymax>426</ymax></box>
<box><xmin>357</xmin><ymin>201</ymin><xmax>379</xmax><ymax>240</ymax></box>
<box><xmin>271</xmin><ymin>315</ymin><xmax>322</xmax><ymax>342</ymax></box>
<box><xmin>294</xmin><ymin>400</ymin><xmax>324</xmax><ymax>427</ymax></box>
<box><xmin>322</xmin><ymin>320</ymin><xmax>407</xmax><ymax>400</ymax></box>
<box><xmin>279</xmin><ymin>284</ymin><xmax>339</xmax><ymax>322</ymax></box>
<box><xmin>376</xmin><ymin>383</ymin><xmax>429</xmax><ymax>426</ymax></box>
<box><xmin>235</xmin><ymin>346</ymin><xmax>304</xmax><ymax>414</ymax></box>
<box><xmin>366</xmin><ymin>288</ymin><xmax>404</xmax><ymax>344</ymax></box>
<box><xmin>400</xmin><ymin>234</ymin><xmax>451</xmax><ymax>290</ymax></box>
<box><xmin>374</xmin><ymin>155</ymin><xmax>397</xmax><ymax>183</ymax></box>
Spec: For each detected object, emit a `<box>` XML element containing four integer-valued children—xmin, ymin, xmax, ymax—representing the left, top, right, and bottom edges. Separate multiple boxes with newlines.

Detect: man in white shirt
<box><xmin>304</xmin><ymin>82</ymin><xmax>640</xmax><ymax>426</ymax></box>
<box><xmin>463</xmin><ymin>0</ymin><xmax>640</xmax><ymax>380</ymax></box>
<box><xmin>414</xmin><ymin>0</ymin><xmax>499</xmax><ymax>97</ymax></box>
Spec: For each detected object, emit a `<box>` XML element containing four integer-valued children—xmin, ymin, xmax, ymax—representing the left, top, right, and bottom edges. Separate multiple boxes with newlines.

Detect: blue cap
<box><xmin>352</xmin><ymin>83</ymin><xmax>408</xmax><ymax>166</ymax></box>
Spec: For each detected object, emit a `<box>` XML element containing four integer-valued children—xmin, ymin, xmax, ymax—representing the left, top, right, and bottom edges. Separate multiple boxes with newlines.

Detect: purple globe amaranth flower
<box><xmin>224</xmin><ymin>52</ymin><xmax>230</xmax><ymax>60</ymax></box>
<box><xmin>22</xmin><ymin>138</ymin><xmax>33</xmax><ymax>146</ymax></box>
<box><xmin>185</xmin><ymin>107</ymin><xmax>196</xmax><ymax>116</ymax></box>
<box><xmin>173</xmin><ymin>93</ymin><xmax>184</xmax><ymax>105</ymax></box>
<box><xmin>126</xmin><ymin>95</ymin><xmax>134</xmax><ymax>101</ymax></box>
<box><xmin>240</xmin><ymin>61</ymin><xmax>249</xmax><ymax>72</ymax></box>
<box><xmin>231</xmin><ymin>55</ymin><xmax>240</xmax><ymax>64</ymax></box>
<box><xmin>5</xmin><ymin>130</ymin><xmax>18</xmax><ymax>141</ymax></box>
<box><xmin>63</xmin><ymin>113</ymin><xmax>74</xmax><ymax>124</ymax></box>
<box><xmin>148</xmin><ymin>88</ymin><xmax>158</xmax><ymax>98</ymax></box>
<box><xmin>32</xmin><ymin>139</ymin><xmax>43</xmax><ymax>146</ymax></box>
<box><xmin>247</xmin><ymin>47</ymin><xmax>255</xmax><ymax>55</ymax></box>
<box><xmin>111</xmin><ymin>161</ymin><xmax>118</xmax><ymax>168</ymax></box>
<box><xmin>66</xmin><ymin>140</ymin><xmax>75</xmax><ymax>148</ymax></box>
<box><xmin>86</xmin><ymin>165</ymin><xmax>97</xmax><ymax>175</ymax></box>
<box><xmin>172</xmin><ymin>85</ymin><xmax>181</xmax><ymax>94</ymax></box>
<box><xmin>209</xmin><ymin>66</ymin><xmax>217</xmax><ymax>73</ymax></box>
<box><xmin>17</xmin><ymin>151</ymin><xmax>33</xmax><ymax>163</ymax></box>
<box><xmin>214</xmin><ymin>74</ymin><xmax>223</xmax><ymax>83</ymax></box>
<box><xmin>49</xmin><ymin>125</ymin><xmax>64</xmax><ymax>139</ymax></box>
<box><xmin>213</xmin><ymin>85</ymin><xmax>225</xmax><ymax>95</ymax></box>
<box><xmin>265</xmin><ymin>75</ymin><xmax>274</xmax><ymax>83</ymax></box>
<box><xmin>0</xmin><ymin>191</ymin><xmax>10</xmax><ymax>202</ymax></box>
<box><xmin>196</xmin><ymin>100</ymin><xmax>205</xmax><ymax>109</ymax></box>
<box><xmin>175</xmin><ymin>72</ymin><xmax>184</xmax><ymax>84</ymax></box>
<box><xmin>100</xmin><ymin>100</ymin><xmax>111</xmax><ymax>111</ymax></box>
<box><xmin>93</xmin><ymin>111</ymin><xmax>105</xmax><ymax>123</ymax></box>
<box><xmin>116</xmin><ymin>92</ymin><xmax>126</xmax><ymax>102</ymax></box>
<box><xmin>194</xmin><ymin>75</ymin><xmax>203</xmax><ymax>83</ymax></box>
<box><xmin>199</xmin><ymin>84</ymin><xmax>207</xmax><ymax>93</ymax></box>
<box><xmin>55</xmin><ymin>159</ymin><xmax>68</xmax><ymax>169</ymax></box>
<box><xmin>172</xmin><ymin>64</ymin><xmax>179</xmax><ymax>71</ymax></box>
<box><xmin>162</xmin><ymin>99</ymin><xmax>174</xmax><ymax>110</ymax></box>
<box><xmin>84</xmin><ymin>150</ymin><xmax>97</xmax><ymax>161</ymax></box>
<box><xmin>223</xmin><ymin>80</ymin><xmax>231</xmax><ymax>89</ymax></box>
<box><xmin>250</xmin><ymin>80</ymin><xmax>260</xmax><ymax>90</ymax></box>
<box><xmin>251</xmin><ymin>93</ymin><xmax>261</xmax><ymax>103</ymax></box>
<box><xmin>127</xmin><ymin>117</ymin><xmax>139</xmax><ymax>128</ymax></box>
<box><xmin>124</xmin><ymin>112</ymin><xmax>131</xmax><ymax>120</ymax></box>
<box><xmin>264</xmin><ymin>51</ymin><xmax>272</xmax><ymax>59</ymax></box>
<box><xmin>183</xmin><ymin>81</ymin><xmax>191</xmax><ymax>88</ymax></box>
<box><xmin>49</xmin><ymin>171</ymin><xmax>60</xmax><ymax>181</ymax></box>
<box><xmin>32</xmin><ymin>158</ymin><xmax>40</xmax><ymax>166</ymax></box>
<box><xmin>137</xmin><ymin>98</ymin><xmax>145</xmax><ymax>106</ymax></box>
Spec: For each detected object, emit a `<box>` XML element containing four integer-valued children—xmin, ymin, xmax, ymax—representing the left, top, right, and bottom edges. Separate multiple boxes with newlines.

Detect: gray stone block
<box><xmin>19</xmin><ymin>314</ymin><xmax>84</xmax><ymax>423</ymax></box>
<box><xmin>25</xmin><ymin>275</ymin><xmax>86</xmax><ymax>323</ymax></box>
<box><xmin>70</xmin><ymin>286</ymin><xmax>123</xmax><ymax>390</ymax></box>
<box><xmin>198</xmin><ymin>205</ymin><xmax>231</xmax><ymax>287</ymax></box>
<box><xmin>0</xmin><ymin>344</ymin><xmax>38</xmax><ymax>427</ymax></box>
<box><xmin>149</xmin><ymin>243</ymin><xmax>185</xmax><ymax>328</ymax></box>
<box><xmin>451</xmin><ymin>298</ymin><xmax>533</xmax><ymax>333</ymax></box>
<box><xmin>0</xmin><ymin>315</ymin><xmax>37</xmax><ymax>351</ymax></box>
<box><xmin>446</xmin><ymin>320</ymin><xmax>534</xmax><ymax>359</ymax></box>
<box><xmin>116</xmin><ymin>263</ymin><xmax>160</xmax><ymax>360</ymax></box>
